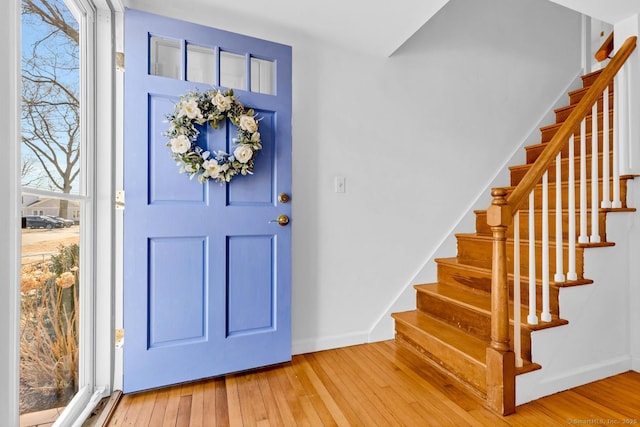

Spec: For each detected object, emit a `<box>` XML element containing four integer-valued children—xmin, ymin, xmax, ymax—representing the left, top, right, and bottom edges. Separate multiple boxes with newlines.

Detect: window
<box><xmin>12</xmin><ymin>0</ymin><xmax>116</xmax><ymax>425</ymax></box>
<box><xmin>20</xmin><ymin>0</ymin><xmax>85</xmax><ymax>420</ymax></box>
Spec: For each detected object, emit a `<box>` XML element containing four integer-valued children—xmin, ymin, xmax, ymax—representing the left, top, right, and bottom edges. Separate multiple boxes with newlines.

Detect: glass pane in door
<box><xmin>220</xmin><ymin>50</ymin><xmax>246</xmax><ymax>90</ymax></box>
<box><xmin>150</xmin><ymin>36</ymin><xmax>181</xmax><ymax>79</ymax></box>
<box><xmin>187</xmin><ymin>44</ymin><xmax>215</xmax><ymax>85</ymax></box>
<box><xmin>251</xmin><ymin>57</ymin><xmax>275</xmax><ymax>95</ymax></box>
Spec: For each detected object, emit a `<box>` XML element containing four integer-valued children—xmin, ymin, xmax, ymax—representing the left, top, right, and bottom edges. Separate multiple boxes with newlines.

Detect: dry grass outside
<box><xmin>20</xmin><ymin>244</ymin><xmax>79</xmax><ymax>415</ymax></box>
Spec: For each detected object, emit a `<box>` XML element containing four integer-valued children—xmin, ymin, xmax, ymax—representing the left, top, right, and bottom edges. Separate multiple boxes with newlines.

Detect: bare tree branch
<box><xmin>21</xmin><ymin>0</ymin><xmax>80</xmax><ymax>202</ymax></box>
<box><xmin>22</xmin><ymin>0</ymin><xmax>79</xmax><ymax>44</ymax></box>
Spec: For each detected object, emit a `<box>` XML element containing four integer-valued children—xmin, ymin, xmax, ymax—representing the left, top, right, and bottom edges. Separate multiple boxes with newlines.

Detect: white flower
<box><xmin>180</xmin><ymin>99</ymin><xmax>202</xmax><ymax>120</ymax></box>
<box><xmin>202</xmin><ymin>159</ymin><xmax>228</xmax><ymax>179</ymax></box>
<box><xmin>202</xmin><ymin>159</ymin><xmax>221</xmax><ymax>177</ymax></box>
<box><xmin>239</xmin><ymin>115</ymin><xmax>258</xmax><ymax>133</ymax></box>
<box><xmin>170</xmin><ymin>135</ymin><xmax>191</xmax><ymax>154</ymax></box>
<box><xmin>250</xmin><ymin>132</ymin><xmax>261</xmax><ymax>143</ymax></box>
<box><xmin>234</xmin><ymin>145</ymin><xmax>253</xmax><ymax>164</ymax></box>
<box><xmin>213</xmin><ymin>92</ymin><xmax>232</xmax><ymax>111</ymax></box>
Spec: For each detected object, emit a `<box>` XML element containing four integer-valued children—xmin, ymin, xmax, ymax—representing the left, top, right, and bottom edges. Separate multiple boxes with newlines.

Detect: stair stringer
<box><xmin>368</xmin><ymin>72</ymin><xmax>584</xmax><ymax>342</ymax></box>
<box><xmin>516</xmin><ymin>205</ymin><xmax>638</xmax><ymax>405</ymax></box>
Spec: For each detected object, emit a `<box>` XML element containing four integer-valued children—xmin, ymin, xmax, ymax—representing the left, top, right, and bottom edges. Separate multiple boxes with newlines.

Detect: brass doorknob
<box><xmin>269</xmin><ymin>214</ymin><xmax>290</xmax><ymax>226</ymax></box>
<box><xmin>278</xmin><ymin>193</ymin><xmax>290</xmax><ymax>203</ymax></box>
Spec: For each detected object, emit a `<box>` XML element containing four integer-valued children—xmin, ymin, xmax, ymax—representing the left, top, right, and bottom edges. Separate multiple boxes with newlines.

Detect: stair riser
<box><xmin>475</xmin><ymin>211</ymin><xmax>607</xmax><ymax>241</ymax></box>
<box><xmin>528</xmin><ymin>130</ymin><xmax>611</xmax><ymax>163</ymax></box>
<box><xmin>505</xmin><ymin>179</ymin><xmax>628</xmax><ymax>210</ymax></box>
<box><xmin>415</xmin><ymin>291</ymin><xmax>533</xmax><ymax>360</ymax></box>
<box><xmin>568</xmin><ymin>87</ymin><xmax>613</xmax><ymax>106</ymax></box>
<box><xmin>503</xmin><ymin>180</ymin><xmax>629</xmax><ymax>211</ymax></box>
<box><xmin>394</xmin><ymin>327</ymin><xmax>487</xmax><ymax>395</ymax></box>
<box><xmin>554</xmin><ymin>102</ymin><xmax>612</xmax><ymax>124</ymax></box>
<box><xmin>456</xmin><ymin>237</ymin><xmax>585</xmax><ymax>279</ymax></box>
<box><xmin>541</xmin><ymin>122</ymin><xmax>612</xmax><ymax>145</ymax></box>
<box><xmin>435</xmin><ymin>261</ymin><xmax>561</xmax><ymax>314</ymax></box>
<box><xmin>511</xmin><ymin>153</ymin><xmax>611</xmax><ymax>187</ymax></box>
<box><xmin>581</xmin><ymin>71</ymin><xmax>612</xmax><ymax>88</ymax></box>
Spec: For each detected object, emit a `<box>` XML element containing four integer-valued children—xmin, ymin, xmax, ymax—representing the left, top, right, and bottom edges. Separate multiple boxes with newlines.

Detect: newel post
<box><xmin>485</xmin><ymin>188</ymin><xmax>516</xmax><ymax>415</ymax></box>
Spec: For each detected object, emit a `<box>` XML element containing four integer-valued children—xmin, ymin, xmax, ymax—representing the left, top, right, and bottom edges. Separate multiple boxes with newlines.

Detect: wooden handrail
<box><xmin>507</xmin><ymin>35</ymin><xmax>637</xmax><ymax>215</ymax></box>
<box><xmin>595</xmin><ymin>32</ymin><xmax>615</xmax><ymax>62</ymax></box>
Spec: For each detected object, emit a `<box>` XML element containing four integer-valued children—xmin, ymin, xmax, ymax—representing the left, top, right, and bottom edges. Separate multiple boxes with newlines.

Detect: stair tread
<box><xmin>414</xmin><ymin>282</ymin><xmax>568</xmax><ymax>331</ymax></box>
<box><xmin>455</xmin><ymin>232</ymin><xmax>615</xmax><ymax>246</ymax></box>
<box><xmin>474</xmin><ymin>207</ymin><xmax>629</xmax><ymax>214</ymax></box>
<box><xmin>509</xmin><ymin>152</ymin><xmax>606</xmax><ymax>172</ymax></box>
<box><xmin>435</xmin><ymin>256</ymin><xmax>594</xmax><ymax>288</ymax></box>
<box><xmin>392</xmin><ymin>310</ymin><xmax>488</xmax><ymax>364</ymax></box>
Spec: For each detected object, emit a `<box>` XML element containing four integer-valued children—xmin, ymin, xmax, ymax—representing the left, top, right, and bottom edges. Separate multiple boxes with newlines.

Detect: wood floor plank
<box><xmin>350</xmin><ymin>343</ymin><xmax>449</xmax><ymax>422</ymax></box>
<box><xmin>296</xmin><ymin>354</ymin><xmax>350</xmax><ymax>427</ymax></box>
<box><xmin>331</xmin><ymin>346</ymin><xmax>407</xmax><ymax>426</ymax></box>
<box><xmin>201</xmin><ymin>378</ymin><xmax>217</xmax><ymax>427</ymax></box>
<box><xmin>147</xmin><ymin>388</ymin><xmax>170</xmax><ymax>426</ymax></box>
<box><xmin>161</xmin><ymin>385</ymin><xmax>183</xmax><ymax>427</ymax></box>
<box><xmin>290</xmin><ymin>355</ymin><xmax>340</xmax><ymax>426</ymax></box>
<box><xmin>106</xmin><ymin>341</ymin><xmax>640</xmax><ymax>427</ymax></box>
<box><xmin>573</xmin><ymin>372</ymin><xmax>640</xmax><ymax>417</ymax></box>
<box><xmin>263</xmin><ymin>365</ymin><xmax>300</xmax><ymax>426</ymax></box>
<box><xmin>313</xmin><ymin>348</ymin><xmax>387</xmax><ymax>425</ymax></box>
<box><xmin>236</xmin><ymin>371</ymin><xmax>269</xmax><ymax>426</ymax></box>
<box><xmin>214</xmin><ymin>377</ymin><xmax>230</xmax><ymax>426</ymax></box>
<box><xmin>281</xmin><ymin>359</ymin><xmax>325</xmax><ymax>425</ymax></box>
<box><xmin>255</xmin><ymin>368</ymin><xmax>286</xmax><ymax>427</ymax></box>
<box><xmin>304</xmin><ymin>351</ymin><xmax>368</xmax><ymax>425</ymax></box>
<box><xmin>373</xmin><ymin>341</ymin><xmax>488</xmax><ymax>424</ymax></box>
<box><xmin>224</xmin><ymin>375</ymin><xmax>244</xmax><ymax>426</ymax></box>
<box><xmin>189</xmin><ymin>381</ymin><xmax>205</xmax><ymax>427</ymax></box>
<box><xmin>175</xmin><ymin>395</ymin><xmax>192</xmax><ymax>427</ymax></box>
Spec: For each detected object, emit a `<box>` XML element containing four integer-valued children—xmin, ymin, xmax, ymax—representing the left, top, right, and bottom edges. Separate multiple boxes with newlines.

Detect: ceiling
<box><xmin>548</xmin><ymin>0</ymin><xmax>640</xmax><ymax>24</ymax></box>
<box><xmin>122</xmin><ymin>0</ymin><xmax>451</xmax><ymax>57</ymax></box>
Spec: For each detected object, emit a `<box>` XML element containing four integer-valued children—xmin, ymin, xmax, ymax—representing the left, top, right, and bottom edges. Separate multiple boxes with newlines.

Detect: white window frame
<box><xmin>0</xmin><ymin>0</ymin><xmax>119</xmax><ymax>424</ymax></box>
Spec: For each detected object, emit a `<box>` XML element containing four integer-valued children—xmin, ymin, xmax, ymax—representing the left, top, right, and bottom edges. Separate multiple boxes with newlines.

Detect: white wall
<box><xmin>119</xmin><ymin>0</ymin><xmax>582</xmax><ymax>358</ymax></box>
<box><xmin>0</xmin><ymin>0</ymin><xmax>21</xmax><ymax>424</ymax></box>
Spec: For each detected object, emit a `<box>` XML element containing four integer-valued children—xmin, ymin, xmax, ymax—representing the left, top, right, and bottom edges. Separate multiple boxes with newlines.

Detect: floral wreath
<box><xmin>164</xmin><ymin>88</ymin><xmax>261</xmax><ymax>184</ymax></box>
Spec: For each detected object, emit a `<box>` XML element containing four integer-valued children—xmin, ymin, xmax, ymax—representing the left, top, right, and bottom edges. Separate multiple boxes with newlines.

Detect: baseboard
<box><xmin>632</xmin><ymin>356</ymin><xmax>640</xmax><ymax>372</ymax></box>
<box><xmin>516</xmin><ymin>355</ymin><xmax>632</xmax><ymax>405</ymax></box>
<box><xmin>291</xmin><ymin>331</ymin><xmax>369</xmax><ymax>355</ymax></box>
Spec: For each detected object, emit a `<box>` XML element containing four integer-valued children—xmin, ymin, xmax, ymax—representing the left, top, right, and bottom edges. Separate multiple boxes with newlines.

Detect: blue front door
<box><xmin>123</xmin><ymin>9</ymin><xmax>292</xmax><ymax>393</ymax></box>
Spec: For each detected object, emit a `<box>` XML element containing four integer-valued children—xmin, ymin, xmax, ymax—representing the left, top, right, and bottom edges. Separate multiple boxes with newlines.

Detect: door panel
<box><xmin>124</xmin><ymin>9</ymin><xmax>292</xmax><ymax>393</ymax></box>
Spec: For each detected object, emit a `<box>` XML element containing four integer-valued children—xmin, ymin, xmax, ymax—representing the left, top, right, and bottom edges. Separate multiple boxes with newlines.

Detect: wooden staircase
<box><xmin>392</xmin><ymin>38</ymin><xmax>638</xmax><ymax>414</ymax></box>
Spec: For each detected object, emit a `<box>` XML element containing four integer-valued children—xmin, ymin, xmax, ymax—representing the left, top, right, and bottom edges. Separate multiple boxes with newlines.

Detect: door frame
<box><xmin>0</xmin><ymin>0</ymin><xmax>21</xmax><ymax>423</ymax></box>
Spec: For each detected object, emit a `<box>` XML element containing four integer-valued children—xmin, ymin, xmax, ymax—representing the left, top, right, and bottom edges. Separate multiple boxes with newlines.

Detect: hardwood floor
<box><xmin>107</xmin><ymin>341</ymin><xmax>640</xmax><ymax>426</ymax></box>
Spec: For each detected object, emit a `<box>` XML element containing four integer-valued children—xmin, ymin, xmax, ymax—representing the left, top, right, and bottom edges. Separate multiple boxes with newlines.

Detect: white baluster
<box><xmin>613</xmin><ymin>75</ymin><xmax>622</xmax><ymax>208</ymax></box>
<box><xmin>590</xmin><ymin>102</ymin><xmax>601</xmax><ymax>243</ymax></box>
<box><xmin>579</xmin><ymin>119</ymin><xmax>589</xmax><ymax>244</ymax></box>
<box><xmin>528</xmin><ymin>190</ymin><xmax>538</xmax><ymax>325</ymax></box>
<box><xmin>554</xmin><ymin>152</ymin><xmax>565</xmax><ymax>282</ymax></box>
<box><xmin>567</xmin><ymin>134</ymin><xmax>578</xmax><ymax>281</ymax></box>
<box><xmin>601</xmin><ymin>85</ymin><xmax>611</xmax><ymax>208</ymax></box>
<box><xmin>618</xmin><ymin>64</ymin><xmax>630</xmax><ymax>176</ymax></box>
<box><xmin>513</xmin><ymin>212</ymin><xmax>523</xmax><ymax>368</ymax></box>
<box><xmin>541</xmin><ymin>172</ymin><xmax>551</xmax><ymax>322</ymax></box>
